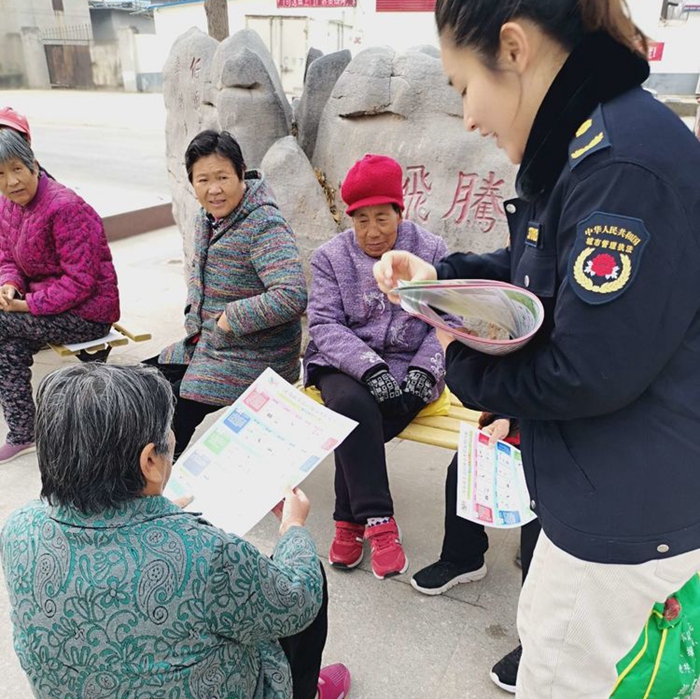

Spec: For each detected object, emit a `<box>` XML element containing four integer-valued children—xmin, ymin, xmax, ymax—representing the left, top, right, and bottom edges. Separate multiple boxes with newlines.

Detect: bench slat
<box><xmin>48</xmin><ymin>336</ymin><xmax>129</xmax><ymax>357</ymax></box>
<box><xmin>49</xmin><ymin>321</ymin><xmax>150</xmax><ymax>358</ymax></box>
<box><xmin>412</xmin><ymin>415</ymin><xmax>461</xmax><ymax>431</ymax></box>
<box><xmin>397</xmin><ymin>424</ymin><xmax>460</xmax><ymax>450</ymax></box>
<box><xmin>112</xmin><ymin>322</ymin><xmax>152</xmax><ymax>342</ymax></box>
<box><xmin>450</xmin><ymin>406</ymin><xmax>482</xmax><ymax>422</ymax></box>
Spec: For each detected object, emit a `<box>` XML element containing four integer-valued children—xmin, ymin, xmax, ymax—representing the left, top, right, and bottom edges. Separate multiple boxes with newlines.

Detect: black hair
<box><xmin>435</xmin><ymin>0</ymin><xmax>646</xmax><ymax>67</ymax></box>
<box><xmin>185</xmin><ymin>129</ymin><xmax>246</xmax><ymax>183</ymax></box>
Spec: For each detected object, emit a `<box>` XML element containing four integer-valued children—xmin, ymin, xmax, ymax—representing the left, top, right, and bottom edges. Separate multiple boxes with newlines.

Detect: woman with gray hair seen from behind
<box><xmin>0</xmin><ymin>363</ymin><xmax>350</xmax><ymax>699</ymax></box>
<box><xmin>0</xmin><ymin>129</ymin><xmax>119</xmax><ymax>465</ymax></box>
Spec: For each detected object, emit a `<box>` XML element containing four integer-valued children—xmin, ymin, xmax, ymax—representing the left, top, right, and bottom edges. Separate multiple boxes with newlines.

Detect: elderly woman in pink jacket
<box><xmin>0</xmin><ymin>129</ymin><xmax>120</xmax><ymax>464</ymax></box>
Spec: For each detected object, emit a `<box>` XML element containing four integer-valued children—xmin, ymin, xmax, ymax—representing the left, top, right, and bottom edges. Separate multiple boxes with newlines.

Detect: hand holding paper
<box><xmin>457</xmin><ymin>423</ymin><xmax>536</xmax><ymax>529</ymax></box>
<box><xmin>165</xmin><ymin>368</ymin><xmax>357</xmax><ymax>537</ymax></box>
<box><xmin>481</xmin><ymin>418</ymin><xmax>511</xmax><ymax>447</ymax></box>
<box><xmin>273</xmin><ymin>486</ymin><xmax>311</xmax><ymax>535</ymax></box>
<box><xmin>373</xmin><ymin>250</ymin><xmax>438</xmax><ymax>303</ymax></box>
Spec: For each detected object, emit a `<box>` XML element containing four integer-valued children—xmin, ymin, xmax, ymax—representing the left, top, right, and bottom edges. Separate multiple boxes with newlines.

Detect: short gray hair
<box><xmin>0</xmin><ymin>128</ymin><xmax>36</xmax><ymax>171</ymax></box>
<box><xmin>37</xmin><ymin>364</ymin><xmax>176</xmax><ymax>514</ymax></box>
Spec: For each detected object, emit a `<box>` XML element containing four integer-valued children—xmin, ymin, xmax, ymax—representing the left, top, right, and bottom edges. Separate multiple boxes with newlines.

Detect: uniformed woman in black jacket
<box><xmin>374</xmin><ymin>0</ymin><xmax>700</xmax><ymax>696</ymax></box>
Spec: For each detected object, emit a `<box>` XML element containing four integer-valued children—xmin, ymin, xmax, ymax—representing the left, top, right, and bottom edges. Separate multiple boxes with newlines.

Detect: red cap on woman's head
<box><xmin>0</xmin><ymin>107</ymin><xmax>31</xmax><ymax>143</ymax></box>
<box><xmin>341</xmin><ymin>154</ymin><xmax>405</xmax><ymax>215</ymax></box>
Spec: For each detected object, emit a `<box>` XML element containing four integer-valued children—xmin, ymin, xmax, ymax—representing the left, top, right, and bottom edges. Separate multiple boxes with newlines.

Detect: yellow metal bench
<box><xmin>49</xmin><ymin>321</ymin><xmax>152</xmax><ymax>363</ymax></box>
<box><xmin>301</xmin><ymin>382</ymin><xmax>480</xmax><ymax>452</ymax></box>
<box><xmin>396</xmin><ymin>393</ymin><xmax>481</xmax><ymax>450</ymax></box>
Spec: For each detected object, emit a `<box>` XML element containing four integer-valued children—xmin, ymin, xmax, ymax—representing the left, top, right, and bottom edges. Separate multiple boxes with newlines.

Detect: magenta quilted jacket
<box><xmin>0</xmin><ymin>174</ymin><xmax>119</xmax><ymax>322</ymax></box>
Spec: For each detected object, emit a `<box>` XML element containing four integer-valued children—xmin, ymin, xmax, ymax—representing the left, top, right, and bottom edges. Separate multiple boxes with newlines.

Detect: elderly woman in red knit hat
<box><xmin>303</xmin><ymin>155</ymin><xmax>484</xmax><ymax>580</ymax></box>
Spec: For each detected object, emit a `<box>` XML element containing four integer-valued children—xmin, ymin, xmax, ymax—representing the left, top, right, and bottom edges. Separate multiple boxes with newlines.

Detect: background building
<box><xmin>629</xmin><ymin>0</ymin><xmax>700</xmax><ymax>95</ymax></box>
<box><xmin>0</xmin><ymin>0</ymin><xmax>94</xmax><ymax>88</ymax></box>
<box><xmin>90</xmin><ymin>1</ymin><xmax>155</xmax><ymax>89</ymax></box>
<box><xmin>152</xmin><ymin>0</ymin><xmax>358</xmax><ymax>96</ymax></box>
<box><xmin>1</xmin><ymin>0</ymin><xmax>697</xmax><ymax>97</ymax></box>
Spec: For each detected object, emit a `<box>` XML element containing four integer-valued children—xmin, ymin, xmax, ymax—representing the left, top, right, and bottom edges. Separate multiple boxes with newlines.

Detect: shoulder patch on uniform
<box><xmin>568</xmin><ymin>212</ymin><xmax>650</xmax><ymax>305</ymax></box>
<box><xmin>568</xmin><ymin>105</ymin><xmax>611</xmax><ymax>170</ymax></box>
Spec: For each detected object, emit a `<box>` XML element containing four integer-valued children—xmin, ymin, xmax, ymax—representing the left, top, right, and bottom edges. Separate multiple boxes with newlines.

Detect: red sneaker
<box><xmin>365</xmin><ymin>517</ymin><xmax>408</xmax><ymax>580</ymax></box>
<box><xmin>317</xmin><ymin>663</ymin><xmax>351</xmax><ymax>699</ymax></box>
<box><xmin>329</xmin><ymin>521</ymin><xmax>365</xmax><ymax>569</ymax></box>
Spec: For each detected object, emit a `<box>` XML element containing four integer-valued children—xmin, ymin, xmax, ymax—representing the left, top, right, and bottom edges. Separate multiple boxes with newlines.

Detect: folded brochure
<box><xmin>393</xmin><ymin>279</ymin><xmax>544</xmax><ymax>355</ymax></box>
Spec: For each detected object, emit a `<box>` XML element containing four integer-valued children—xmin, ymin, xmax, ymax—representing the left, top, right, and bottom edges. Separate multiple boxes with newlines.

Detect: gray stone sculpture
<box><xmin>163</xmin><ymin>31</ymin><xmax>518</xmax><ymax>273</ymax></box>
<box><xmin>303</xmin><ymin>47</ymin><xmax>324</xmax><ymax>83</ymax></box>
<box><xmin>261</xmin><ymin>136</ymin><xmax>339</xmax><ymax>284</ymax></box>
<box><xmin>163</xmin><ymin>27</ymin><xmax>219</xmax><ymax>261</ymax></box>
<box><xmin>296</xmin><ymin>49</ymin><xmax>352</xmax><ymax>160</ymax></box>
<box><xmin>312</xmin><ymin>46</ymin><xmax>517</xmax><ymax>254</ymax></box>
<box><xmin>409</xmin><ymin>44</ymin><xmax>441</xmax><ymax>59</ymax></box>
<box><xmin>212</xmin><ymin>43</ymin><xmax>289</xmax><ymax>168</ymax></box>
<box><xmin>213</xmin><ymin>29</ymin><xmax>293</xmax><ymax>131</ymax></box>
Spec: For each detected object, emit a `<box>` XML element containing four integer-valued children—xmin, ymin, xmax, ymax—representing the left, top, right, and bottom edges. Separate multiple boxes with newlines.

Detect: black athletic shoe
<box><xmin>489</xmin><ymin>644</ymin><xmax>521</xmax><ymax>693</ymax></box>
<box><xmin>410</xmin><ymin>559</ymin><xmax>487</xmax><ymax>596</ymax></box>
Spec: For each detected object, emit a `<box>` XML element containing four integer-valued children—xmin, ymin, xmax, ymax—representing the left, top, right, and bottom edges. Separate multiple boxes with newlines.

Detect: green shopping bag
<box><xmin>611</xmin><ymin>573</ymin><xmax>700</xmax><ymax>699</ymax></box>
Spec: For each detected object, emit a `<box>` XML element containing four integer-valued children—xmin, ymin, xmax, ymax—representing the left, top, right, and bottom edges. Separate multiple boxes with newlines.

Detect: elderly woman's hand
<box><xmin>0</xmin><ymin>284</ymin><xmax>18</xmax><ymax>310</ymax></box>
<box><xmin>1</xmin><ymin>298</ymin><xmax>29</xmax><ymax>313</ymax></box>
<box><xmin>481</xmin><ymin>418</ymin><xmax>512</xmax><ymax>447</ymax></box>
<box><xmin>273</xmin><ymin>486</ymin><xmax>311</xmax><ymax>536</ymax></box>
<box><xmin>373</xmin><ymin>251</ymin><xmax>437</xmax><ymax>304</ymax></box>
<box><xmin>171</xmin><ymin>495</ymin><xmax>194</xmax><ymax>509</ymax></box>
<box><xmin>217</xmin><ymin>313</ymin><xmax>231</xmax><ymax>332</ymax></box>
<box><xmin>436</xmin><ymin>328</ymin><xmax>457</xmax><ymax>353</ymax></box>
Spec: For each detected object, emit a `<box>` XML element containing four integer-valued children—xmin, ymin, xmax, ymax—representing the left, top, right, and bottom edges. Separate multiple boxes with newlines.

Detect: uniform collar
<box><xmin>516</xmin><ymin>32</ymin><xmax>649</xmax><ymax>202</ymax></box>
<box><xmin>48</xmin><ymin>495</ymin><xmax>188</xmax><ymax>529</ymax></box>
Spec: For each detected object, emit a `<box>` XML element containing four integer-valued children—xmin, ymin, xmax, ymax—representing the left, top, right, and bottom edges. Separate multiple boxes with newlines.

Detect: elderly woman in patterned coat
<box><xmin>148</xmin><ymin>130</ymin><xmax>307</xmax><ymax>459</ymax></box>
<box><xmin>303</xmin><ymin>154</ymin><xmax>455</xmax><ymax>581</ymax></box>
<box><xmin>0</xmin><ymin>129</ymin><xmax>119</xmax><ymax>465</ymax></box>
<box><xmin>0</xmin><ymin>363</ymin><xmax>350</xmax><ymax>699</ymax></box>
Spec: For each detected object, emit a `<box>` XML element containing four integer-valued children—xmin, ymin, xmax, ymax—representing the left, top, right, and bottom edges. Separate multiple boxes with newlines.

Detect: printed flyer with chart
<box><xmin>166</xmin><ymin>368</ymin><xmax>357</xmax><ymax>536</ymax></box>
<box><xmin>456</xmin><ymin>423</ymin><xmax>536</xmax><ymax>528</ymax></box>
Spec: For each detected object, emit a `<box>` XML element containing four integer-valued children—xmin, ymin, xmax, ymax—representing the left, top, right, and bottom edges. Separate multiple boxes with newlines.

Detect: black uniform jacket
<box><xmin>438</xmin><ymin>33</ymin><xmax>700</xmax><ymax>564</ymax></box>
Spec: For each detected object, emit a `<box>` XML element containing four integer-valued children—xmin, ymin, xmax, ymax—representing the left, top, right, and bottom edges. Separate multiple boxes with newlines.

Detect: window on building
<box><xmin>52</xmin><ymin>0</ymin><xmax>64</xmax><ymax>12</ymax></box>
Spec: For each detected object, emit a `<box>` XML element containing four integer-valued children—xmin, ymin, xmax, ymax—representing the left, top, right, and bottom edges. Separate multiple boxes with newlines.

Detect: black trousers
<box><xmin>144</xmin><ymin>357</ymin><xmax>221</xmax><ymax>460</ymax></box>
<box><xmin>279</xmin><ymin>564</ymin><xmax>329</xmax><ymax>699</ymax></box>
<box><xmin>440</xmin><ymin>454</ymin><xmax>490</xmax><ymax>567</ymax></box>
<box><xmin>316</xmin><ymin>370</ymin><xmax>424</xmax><ymax>524</ymax></box>
<box><xmin>441</xmin><ymin>452</ymin><xmax>541</xmax><ymax>580</ymax></box>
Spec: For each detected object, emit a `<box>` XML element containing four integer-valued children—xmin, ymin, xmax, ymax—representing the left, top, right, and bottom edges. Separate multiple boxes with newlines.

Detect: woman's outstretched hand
<box><xmin>373</xmin><ymin>251</ymin><xmax>437</xmax><ymax>304</ymax></box>
<box><xmin>272</xmin><ymin>486</ymin><xmax>311</xmax><ymax>535</ymax></box>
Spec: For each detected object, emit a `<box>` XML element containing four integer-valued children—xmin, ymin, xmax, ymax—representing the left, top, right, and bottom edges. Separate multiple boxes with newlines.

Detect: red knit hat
<box><xmin>341</xmin><ymin>154</ymin><xmax>405</xmax><ymax>215</ymax></box>
<box><xmin>0</xmin><ymin>107</ymin><xmax>31</xmax><ymax>143</ymax></box>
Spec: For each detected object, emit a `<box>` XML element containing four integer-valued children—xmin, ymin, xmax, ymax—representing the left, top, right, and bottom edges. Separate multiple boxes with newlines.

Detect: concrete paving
<box><xmin>0</xmin><ymin>90</ymin><xmax>169</xmax><ymax>217</ymax></box>
<box><xmin>0</xmin><ymin>227</ymin><xmax>521</xmax><ymax>699</ymax></box>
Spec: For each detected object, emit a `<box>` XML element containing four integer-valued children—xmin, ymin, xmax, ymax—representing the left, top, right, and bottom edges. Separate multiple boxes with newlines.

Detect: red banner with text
<box><xmin>277</xmin><ymin>0</ymin><xmax>356</xmax><ymax>8</ymax></box>
<box><xmin>376</xmin><ymin>0</ymin><xmax>436</xmax><ymax>11</ymax></box>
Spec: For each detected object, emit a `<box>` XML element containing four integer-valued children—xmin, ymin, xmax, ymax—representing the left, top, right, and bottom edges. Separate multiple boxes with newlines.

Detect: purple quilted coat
<box><xmin>0</xmin><ymin>174</ymin><xmax>119</xmax><ymax>322</ymax></box>
<box><xmin>303</xmin><ymin>220</ymin><xmax>448</xmax><ymax>402</ymax></box>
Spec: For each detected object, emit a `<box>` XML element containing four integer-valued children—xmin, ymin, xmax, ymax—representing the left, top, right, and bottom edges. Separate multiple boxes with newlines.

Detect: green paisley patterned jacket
<box><xmin>0</xmin><ymin>496</ymin><xmax>323</xmax><ymax>699</ymax></box>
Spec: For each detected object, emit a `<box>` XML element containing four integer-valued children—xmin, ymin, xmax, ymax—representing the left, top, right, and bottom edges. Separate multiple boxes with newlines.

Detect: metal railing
<box><xmin>41</xmin><ymin>23</ymin><xmax>93</xmax><ymax>45</ymax></box>
<box><xmin>87</xmin><ymin>1</ymin><xmax>151</xmax><ymax>9</ymax></box>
